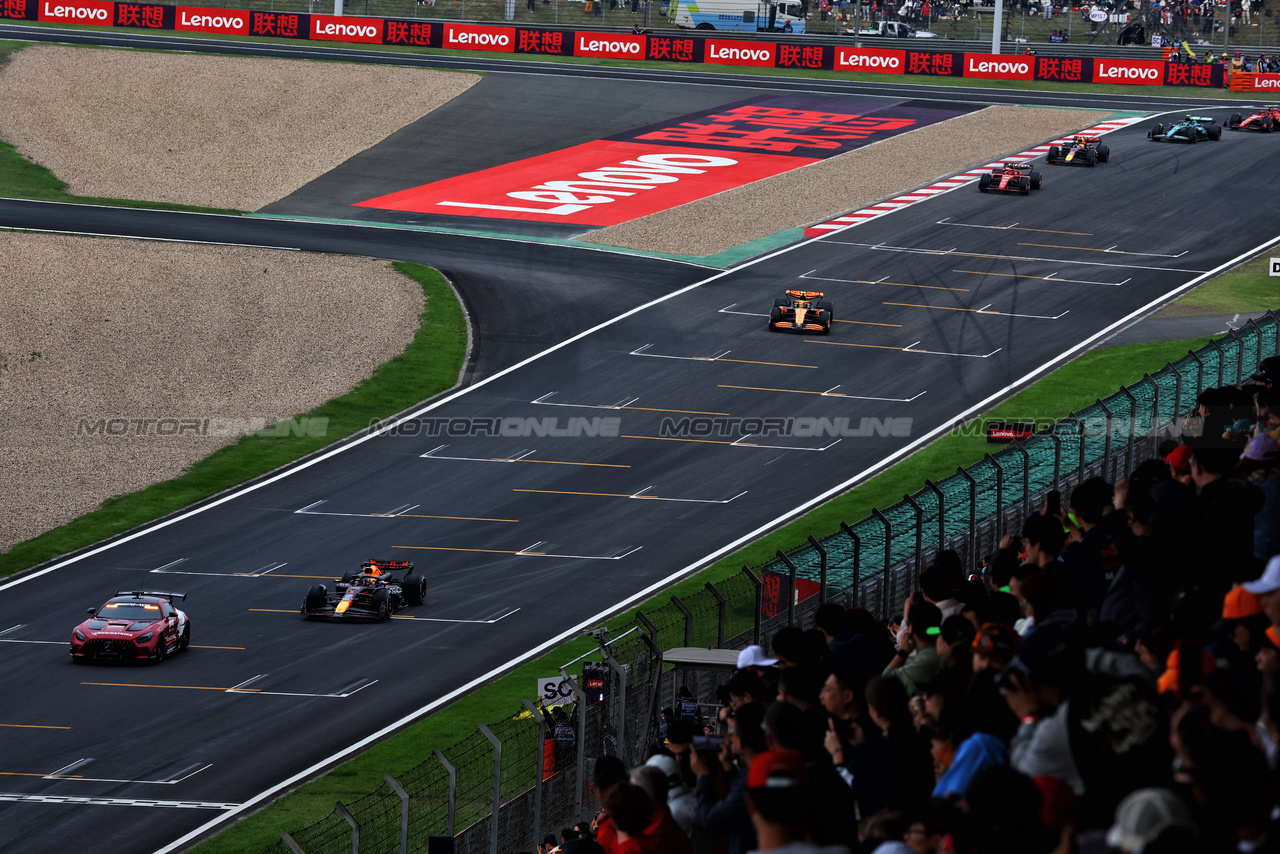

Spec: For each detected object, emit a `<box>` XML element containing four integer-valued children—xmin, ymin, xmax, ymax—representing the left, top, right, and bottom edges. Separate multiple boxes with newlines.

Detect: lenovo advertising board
<box><xmin>834</xmin><ymin>46</ymin><xmax>906</xmax><ymax>75</ymax></box>
<box><xmin>175</xmin><ymin>5</ymin><xmax>248</xmax><ymax>34</ymax></box>
<box><xmin>574</xmin><ymin>32</ymin><xmax>645</xmax><ymax>59</ymax></box>
<box><xmin>444</xmin><ymin>23</ymin><xmax>516</xmax><ymax>52</ymax></box>
<box><xmin>310</xmin><ymin>13</ymin><xmax>382</xmax><ymax>43</ymax></box>
<box><xmin>1094</xmin><ymin>57</ymin><xmax>1164</xmax><ymax>85</ymax></box>
<box><xmin>963</xmin><ymin>52</ymin><xmax>1035</xmax><ymax>80</ymax></box>
<box><xmin>703</xmin><ymin>38</ymin><xmax>776</xmax><ymax>68</ymax></box>
<box><xmin>38</xmin><ymin>0</ymin><xmax>112</xmax><ymax>25</ymax></box>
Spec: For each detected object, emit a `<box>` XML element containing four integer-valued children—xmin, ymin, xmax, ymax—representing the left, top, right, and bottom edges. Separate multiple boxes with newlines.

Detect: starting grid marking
<box><xmin>803</xmin><ymin>118</ymin><xmax>1146</xmax><ymax>237</ymax></box>
<box><xmin>0</xmin><ymin>792</ymin><xmax>240</xmax><ymax>810</ymax></box>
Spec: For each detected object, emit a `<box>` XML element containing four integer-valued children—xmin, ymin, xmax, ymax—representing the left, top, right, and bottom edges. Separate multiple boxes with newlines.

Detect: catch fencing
<box><xmin>260</xmin><ymin>311</ymin><xmax>1278</xmax><ymax>854</ymax></box>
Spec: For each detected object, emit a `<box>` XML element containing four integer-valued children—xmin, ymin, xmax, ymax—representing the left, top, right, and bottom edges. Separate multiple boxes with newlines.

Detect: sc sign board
<box><xmin>1271</xmin><ymin>258</ymin><xmax>1280</xmax><ymax>276</ymax></box>
<box><xmin>538</xmin><ymin>676</ymin><xmax>577</xmax><ymax>705</ymax></box>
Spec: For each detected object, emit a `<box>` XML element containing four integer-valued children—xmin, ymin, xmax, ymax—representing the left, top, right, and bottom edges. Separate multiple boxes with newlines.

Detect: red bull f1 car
<box><xmin>1046</xmin><ymin>135</ymin><xmax>1110</xmax><ymax>166</ymax></box>
<box><xmin>70</xmin><ymin>590</ymin><xmax>190</xmax><ymax>663</ymax></box>
<box><xmin>302</xmin><ymin>559</ymin><xmax>426</xmax><ymax>621</ymax></box>
<box><xmin>977</xmin><ymin>162</ymin><xmax>1042</xmax><ymax>195</ymax></box>
<box><xmin>769</xmin><ymin>290</ymin><xmax>833</xmax><ymax>334</ymax></box>
<box><xmin>1228</xmin><ymin>106</ymin><xmax>1279</xmax><ymax>133</ymax></box>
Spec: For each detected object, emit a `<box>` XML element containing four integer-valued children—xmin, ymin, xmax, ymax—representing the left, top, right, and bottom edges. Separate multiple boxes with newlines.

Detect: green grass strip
<box><xmin>0</xmin><ymin>262</ymin><xmax>466</xmax><ymax>574</ymax></box>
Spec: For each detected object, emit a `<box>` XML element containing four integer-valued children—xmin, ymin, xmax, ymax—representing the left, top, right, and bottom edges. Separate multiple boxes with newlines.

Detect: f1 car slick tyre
<box><xmin>1265</xmin><ymin>118</ymin><xmax>1275</xmax><ymax>133</ymax></box>
<box><xmin>1148</xmin><ymin>123</ymin><xmax>1163</xmax><ymax>140</ymax></box>
<box><xmin>405</xmin><ymin>574</ymin><xmax>427</xmax><ymax>606</ymax></box>
<box><xmin>768</xmin><ymin>306</ymin><xmax>782</xmax><ymax>331</ymax></box>
<box><xmin>1029</xmin><ymin>171</ymin><xmax>1043</xmax><ymax>189</ymax></box>
<box><xmin>304</xmin><ymin>584</ymin><xmax>327</xmax><ymax>613</ymax></box>
<box><xmin>1097</xmin><ymin>144</ymin><xmax>1110</xmax><ymax>162</ymax></box>
<box><xmin>372</xmin><ymin>588</ymin><xmax>391</xmax><ymax>621</ymax></box>
<box><xmin>1046</xmin><ymin>146</ymin><xmax>1060</xmax><ymax>163</ymax></box>
<box><xmin>1083</xmin><ymin>149</ymin><xmax>1096</xmax><ymax>166</ymax></box>
<box><xmin>1189</xmin><ymin>131</ymin><xmax>1197</xmax><ymax>143</ymax></box>
<box><xmin>978</xmin><ymin>173</ymin><xmax>992</xmax><ymax>192</ymax></box>
<box><xmin>1209</xmin><ymin>124</ymin><xmax>1222</xmax><ymax>140</ymax></box>
<box><xmin>340</xmin><ymin>571</ymin><xmax>356</xmax><ymax>585</ymax></box>
<box><xmin>1231</xmin><ymin>113</ymin><xmax>1243</xmax><ymax>128</ymax></box>
<box><xmin>819</xmin><ymin>300</ymin><xmax>834</xmax><ymax>334</ymax></box>
<box><xmin>1018</xmin><ymin>176</ymin><xmax>1031</xmax><ymax>195</ymax></box>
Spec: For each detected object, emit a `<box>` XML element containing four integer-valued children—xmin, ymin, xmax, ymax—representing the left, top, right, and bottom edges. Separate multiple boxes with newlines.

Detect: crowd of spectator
<box><xmin>544</xmin><ymin>358</ymin><xmax>1280</xmax><ymax>854</ymax></box>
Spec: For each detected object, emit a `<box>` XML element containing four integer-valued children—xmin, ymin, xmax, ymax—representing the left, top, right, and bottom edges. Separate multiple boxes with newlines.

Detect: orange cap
<box><xmin>1223</xmin><ymin>585</ymin><xmax>1265</xmax><ymax>620</ymax></box>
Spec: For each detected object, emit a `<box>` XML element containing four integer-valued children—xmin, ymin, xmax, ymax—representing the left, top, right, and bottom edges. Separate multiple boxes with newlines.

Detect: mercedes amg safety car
<box><xmin>769</xmin><ymin>290</ymin><xmax>833</xmax><ymax>334</ymax></box>
<box><xmin>977</xmin><ymin>162</ymin><xmax>1043</xmax><ymax>195</ymax></box>
<box><xmin>1147</xmin><ymin>115</ymin><xmax>1222</xmax><ymax>143</ymax></box>
<box><xmin>1228</xmin><ymin>106</ymin><xmax>1279</xmax><ymax>133</ymax></box>
<box><xmin>70</xmin><ymin>590</ymin><xmax>190</xmax><ymax>663</ymax></box>
<box><xmin>1046</xmin><ymin>135</ymin><xmax>1110</xmax><ymax>166</ymax></box>
<box><xmin>301</xmin><ymin>559</ymin><xmax>426</xmax><ymax>621</ymax></box>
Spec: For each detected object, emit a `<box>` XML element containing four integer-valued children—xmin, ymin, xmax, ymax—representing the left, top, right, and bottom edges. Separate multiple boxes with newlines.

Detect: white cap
<box><xmin>736</xmin><ymin>644</ymin><xmax>777</xmax><ymax>669</ymax></box>
<box><xmin>1242</xmin><ymin>554</ymin><xmax>1280</xmax><ymax>595</ymax></box>
<box><xmin>644</xmin><ymin>753</ymin><xmax>681</xmax><ymax>782</ymax></box>
<box><xmin>1106</xmin><ymin>788</ymin><xmax>1194</xmax><ymax>853</ymax></box>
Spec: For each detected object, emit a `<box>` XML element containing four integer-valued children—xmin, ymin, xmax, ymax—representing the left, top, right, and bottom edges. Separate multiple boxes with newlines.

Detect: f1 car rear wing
<box><xmin>1002</xmin><ymin>162</ymin><xmax>1035</xmax><ymax>170</ymax></box>
<box><xmin>114</xmin><ymin>590</ymin><xmax>187</xmax><ymax>601</ymax></box>
<box><xmin>1186</xmin><ymin>115</ymin><xmax>1214</xmax><ymax>123</ymax></box>
<box><xmin>784</xmin><ymin>289</ymin><xmax>825</xmax><ymax>299</ymax></box>
<box><xmin>361</xmin><ymin>559</ymin><xmax>414</xmax><ymax>575</ymax></box>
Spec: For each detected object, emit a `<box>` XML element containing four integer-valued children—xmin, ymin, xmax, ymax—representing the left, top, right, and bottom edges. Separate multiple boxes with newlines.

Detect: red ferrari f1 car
<box><xmin>769</xmin><ymin>290</ymin><xmax>833</xmax><ymax>334</ymax></box>
<box><xmin>1229</xmin><ymin>106</ymin><xmax>1279</xmax><ymax>133</ymax></box>
<box><xmin>70</xmin><ymin>590</ymin><xmax>190</xmax><ymax>663</ymax></box>
<box><xmin>302</xmin><ymin>559</ymin><xmax>426</xmax><ymax>621</ymax></box>
<box><xmin>978</xmin><ymin>162</ymin><xmax>1043</xmax><ymax>195</ymax></box>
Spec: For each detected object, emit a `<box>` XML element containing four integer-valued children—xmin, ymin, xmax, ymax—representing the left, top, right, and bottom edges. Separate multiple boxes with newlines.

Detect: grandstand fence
<box><xmin>259</xmin><ymin>311</ymin><xmax>1278</xmax><ymax>854</ymax></box>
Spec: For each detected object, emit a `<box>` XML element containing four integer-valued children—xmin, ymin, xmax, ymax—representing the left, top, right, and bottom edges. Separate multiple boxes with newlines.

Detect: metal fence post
<box><xmin>1118</xmin><ymin>386</ymin><xmax>1138</xmax><ymax>479</ymax></box>
<box><xmin>956</xmin><ymin>467</ymin><xmax>978</xmax><ymax>570</ymax></box>
<box><xmin>1010</xmin><ymin>440</ymin><xmax>1031</xmax><ymax>521</ymax></box>
<box><xmin>385</xmin><ymin>775</ymin><xmax>410</xmax><ymax>854</ymax></box>
<box><xmin>478</xmin><ymin>723</ymin><xmax>502</xmax><ymax>854</ymax></box>
<box><xmin>982</xmin><ymin>455</ymin><xmax>1004</xmax><ymax>540</ymax></box>
<box><xmin>599</xmin><ymin>647</ymin><xmax>629</xmax><ymax>765</ymax></box>
<box><xmin>1166</xmin><ymin>363</ymin><xmax>1183</xmax><ymax>417</ymax></box>
<box><xmin>1048</xmin><ymin>428</ymin><xmax>1062</xmax><ymax>491</ymax></box>
<box><xmin>671</xmin><ymin>595</ymin><xmax>693</xmax><ymax>647</ymax></box>
<box><xmin>520</xmin><ymin>700</ymin><xmax>547</xmax><ymax>850</ymax></box>
<box><xmin>775</xmin><ymin>550</ymin><xmax>798</xmax><ymax>627</ymax></box>
<box><xmin>1071</xmin><ymin>413</ymin><xmax>1087</xmax><ymax>480</ymax></box>
<box><xmin>742</xmin><ymin>566</ymin><xmax>762</xmax><ymax>645</ymax></box>
<box><xmin>902</xmin><ymin>493</ymin><xmax>924</xmax><ymax>578</ymax></box>
<box><xmin>558</xmin><ymin>674</ymin><xmax>588</xmax><ymax>821</ymax></box>
<box><xmin>807</xmin><ymin>535</ymin><xmax>828</xmax><ymax>604</ymax></box>
<box><xmin>924</xmin><ymin>480</ymin><xmax>945</xmax><ymax>552</ymax></box>
<box><xmin>433</xmin><ymin>749</ymin><xmax>457</xmax><ymax>837</ymax></box>
<box><xmin>1187</xmin><ymin>349</ymin><xmax>1206</xmax><ymax>397</ymax></box>
<box><xmin>705</xmin><ymin>582</ymin><xmax>727</xmax><ymax>648</ymax></box>
<box><xmin>1094</xmin><ymin>399</ymin><xmax>1114</xmax><ymax>481</ymax></box>
<box><xmin>335</xmin><ymin>801</ymin><xmax>359</xmax><ymax>854</ymax></box>
<box><xmin>1142</xmin><ymin>373</ymin><xmax>1161</xmax><ymax>432</ymax></box>
<box><xmin>1225</xmin><ymin>328</ymin><xmax>1245</xmax><ymax>383</ymax></box>
<box><xmin>871</xmin><ymin>509</ymin><xmax>892</xmax><ymax>618</ymax></box>
<box><xmin>281</xmin><ymin>833</ymin><xmax>306</xmax><ymax>854</ymax></box>
<box><xmin>839</xmin><ymin>522</ymin><xmax>862</xmax><ymax>608</ymax></box>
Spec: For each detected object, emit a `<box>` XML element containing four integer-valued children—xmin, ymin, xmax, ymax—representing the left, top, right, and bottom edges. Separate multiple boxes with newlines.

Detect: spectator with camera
<box><xmin>690</xmin><ymin>702</ymin><xmax>767</xmax><ymax>854</ymax></box>
<box><xmin>883</xmin><ymin>600</ymin><xmax>943</xmax><ymax>695</ymax></box>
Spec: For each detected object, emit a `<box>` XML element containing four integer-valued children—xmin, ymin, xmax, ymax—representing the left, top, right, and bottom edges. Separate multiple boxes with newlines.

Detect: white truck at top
<box><xmin>672</xmin><ymin>0</ymin><xmax>808</xmax><ymax>33</ymax></box>
<box><xmin>846</xmin><ymin>19</ymin><xmax>938</xmax><ymax>37</ymax></box>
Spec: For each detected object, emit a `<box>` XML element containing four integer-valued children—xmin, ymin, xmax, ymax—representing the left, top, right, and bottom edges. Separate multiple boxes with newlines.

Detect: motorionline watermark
<box><xmin>76</xmin><ymin>417</ymin><xmax>330</xmax><ymax>438</ymax></box>
<box><xmin>378</xmin><ymin>416</ymin><xmax>622</xmax><ymax>438</ymax></box>
<box><xmin>948</xmin><ymin>416</ymin><xmax>1183</xmax><ymax>439</ymax></box>
<box><xmin>659</xmin><ymin>416</ymin><xmax>914</xmax><ymax>438</ymax></box>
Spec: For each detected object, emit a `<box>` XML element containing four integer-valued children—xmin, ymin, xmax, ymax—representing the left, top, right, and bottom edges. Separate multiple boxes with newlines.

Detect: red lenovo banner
<box><xmin>249</xmin><ymin>11</ymin><xmax>307</xmax><ymax>38</ymax></box>
<box><xmin>834</xmin><ymin>46</ymin><xmax>907</xmax><ymax>75</ymax></box>
<box><xmin>443</xmin><ymin>23</ymin><xmax>516</xmax><ymax>52</ymax></box>
<box><xmin>704</xmin><ymin>38</ymin><xmax>775</xmax><ymax>68</ymax></box>
<box><xmin>963</xmin><ymin>52</ymin><xmax>1034</xmax><ymax>80</ymax></box>
<box><xmin>1035</xmin><ymin>56</ymin><xmax>1091</xmax><ymax>83</ymax></box>
<box><xmin>114</xmin><ymin>1</ymin><xmax>169</xmax><ymax>27</ymax></box>
<box><xmin>310</xmin><ymin>13</ymin><xmax>382</xmax><ymax>43</ymax></box>
<box><xmin>1093</xmin><ymin>57</ymin><xmax>1163</xmax><ymax>85</ymax></box>
<box><xmin>175</xmin><ymin>5</ymin><xmax>248</xmax><ymax>34</ymax></box>
<box><xmin>1162</xmin><ymin>61</ymin><xmax>1221</xmax><ymax>87</ymax></box>
<box><xmin>514</xmin><ymin>28</ymin><xmax>571</xmax><ymax>55</ymax></box>
<box><xmin>1246</xmin><ymin>71</ymin><xmax>1280</xmax><ymax>90</ymax></box>
<box><xmin>574</xmin><ymin>31</ymin><xmax>645</xmax><ymax>59</ymax></box>
<box><xmin>775</xmin><ymin>43</ymin><xmax>830</xmax><ymax>71</ymax></box>
<box><xmin>383</xmin><ymin>20</ymin><xmax>440</xmax><ymax>48</ymax></box>
<box><xmin>354</xmin><ymin>140</ymin><xmax>814</xmax><ymax>226</ymax></box>
<box><xmin>646</xmin><ymin>34</ymin><xmax>700</xmax><ymax>62</ymax></box>
<box><xmin>1</xmin><ymin>0</ymin><xmax>35</xmax><ymax>19</ymax></box>
<box><xmin>38</xmin><ymin>0</ymin><xmax>112</xmax><ymax>25</ymax></box>
<box><xmin>761</xmin><ymin>569</ymin><xmax>821</xmax><ymax>618</ymax></box>
<box><xmin>905</xmin><ymin>50</ymin><xmax>962</xmax><ymax>76</ymax></box>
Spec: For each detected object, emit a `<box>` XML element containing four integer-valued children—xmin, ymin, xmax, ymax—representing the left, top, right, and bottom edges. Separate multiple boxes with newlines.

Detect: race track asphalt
<box><xmin>2</xmin><ymin>32</ymin><xmax>1279</xmax><ymax>854</ymax></box>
